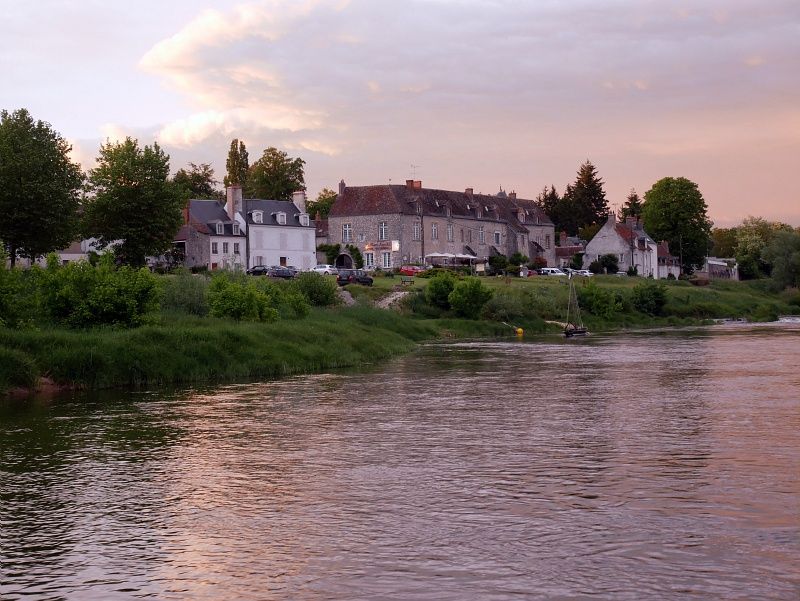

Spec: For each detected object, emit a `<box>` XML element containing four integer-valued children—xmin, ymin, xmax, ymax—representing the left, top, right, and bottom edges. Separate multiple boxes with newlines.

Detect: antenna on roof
<box><xmin>410</xmin><ymin>164</ymin><xmax>420</xmax><ymax>179</ymax></box>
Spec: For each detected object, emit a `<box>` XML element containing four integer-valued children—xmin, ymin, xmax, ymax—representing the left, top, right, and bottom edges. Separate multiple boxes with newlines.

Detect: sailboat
<box><xmin>564</xmin><ymin>274</ymin><xmax>589</xmax><ymax>338</ymax></box>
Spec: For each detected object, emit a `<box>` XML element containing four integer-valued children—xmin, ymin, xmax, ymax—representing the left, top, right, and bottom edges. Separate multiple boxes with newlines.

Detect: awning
<box><xmin>425</xmin><ymin>252</ymin><xmax>455</xmax><ymax>259</ymax></box>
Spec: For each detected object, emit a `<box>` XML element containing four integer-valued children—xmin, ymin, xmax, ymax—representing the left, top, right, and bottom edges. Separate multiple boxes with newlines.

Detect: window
<box><xmin>479</xmin><ymin>226</ymin><xmax>485</xmax><ymax>244</ymax></box>
<box><xmin>447</xmin><ymin>223</ymin><xmax>454</xmax><ymax>242</ymax></box>
<box><xmin>299</xmin><ymin>214</ymin><xmax>310</xmax><ymax>227</ymax></box>
<box><xmin>431</xmin><ymin>223</ymin><xmax>438</xmax><ymax>240</ymax></box>
<box><xmin>211</xmin><ymin>242</ymin><xmax>218</xmax><ymax>254</ymax></box>
<box><xmin>216</xmin><ymin>223</ymin><xmax>223</xmax><ymax>235</ymax></box>
<box><xmin>234</xmin><ymin>243</ymin><xmax>240</xmax><ymax>255</ymax></box>
<box><xmin>277</xmin><ymin>212</ymin><xmax>287</xmax><ymax>225</ymax></box>
<box><xmin>379</xmin><ymin>221</ymin><xmax>388</xmax><ymax>241</ymax></box>
<box><xmin>342</xmin><ymin>223</ymin><xmax>352</xmax><ymax>242</ymax></box>
<box><xmin>358</xmin><ymin>233</ymin><xmax>366</xmax><ymax>242</ymax></box>
<box><xmin>364</xmin><ymin>252</ymin><xmax>375</xmax><ymax>268</ymax></box>
<box><xmin>233</xmin><ymin>223</ymin><xmax>240</xmax><ymax>235</ymax></box>
<box><xmin>460</xmin><ymin>229</ymin><xmax>464</xmax><ymax>243</ymax></box>
<box><xmin>222</xmin><ymin>242</ymin><xmax>229</xmax><ymax>254</ymax></box>
<box><xmin>413</xmin><ymin>222</ymin><xmax>420</xmax><ymax>240</ymax></box>
<box><xmin>468</xmin><ymin>229</ymin><xmax>472</xmax><ymax>243</ymax></box>
<box><xmin>252</xmin><ymin>211</ymin><xmax>263</xmax><ymax>224</ymax></box>
<box><xmin>382</xmin><ymin>252</ymin><xmax>392</xmax><ymax>268</ymax></box>
<box><xmin>494</xmin><ymin>231</ymin><xmax>501</xmax><ymax>245</ymax></box>
<box><xmin>545</xmin><ymin>235</ymin><xmax>551</xmax><ymax>250</ymax></box>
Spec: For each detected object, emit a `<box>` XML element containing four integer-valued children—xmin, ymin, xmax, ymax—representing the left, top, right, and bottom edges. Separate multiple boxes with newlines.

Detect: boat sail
<box><xmin>564</xmin><ymin>274</ymin><xmax>589</xmax><ymax>338</ymax></box>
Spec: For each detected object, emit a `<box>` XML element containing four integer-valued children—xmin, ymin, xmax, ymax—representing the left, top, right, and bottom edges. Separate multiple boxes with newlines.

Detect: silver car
<box><xmin>311</xmin><ymin>264</ymin><xmax>338</xmax><ymax>275</ymax></box>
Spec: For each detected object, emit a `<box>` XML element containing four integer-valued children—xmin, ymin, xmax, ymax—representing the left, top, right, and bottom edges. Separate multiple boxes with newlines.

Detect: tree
<box><xmin>173</xmin><ymin>162</ymin><xmax>221</xmax><ymax>199</ymax></box>
<box><xmin>763</xmin><ymin>229</ymin><xmax>800</xmax><ymax>290</ymax></box>
<box><xmin>448</xmin><ymin>277</ymin><xmax>493</xmax><ymax>319</ymax></box>
<box><xmin>561</xmin><ymin>160</ymin><xmax>609</xmax><ymax>235</ymax></box>
<box><xmin>247</xmin><ymin>147</ymin><xmax>305</xmax><ymax>200</ymax></box>
<box><xmin>735</xmin><ymin>216</ymin><xmax>794</xmax><ymax>279</ymax></box>
<box><xmin>83</xmin><ymin>138</ymin><xmax>184</xmax><ymax>267</ymax></box>
<box><xmin>307</xmin><ymin>187</ymin><xmax>337</xmax><ymax>219</ymax></box>
<box><xmin>618</xmin><ymin>188</ymin><xmax>643</xmax><ymax>221</ymax></box>
<box><xmin>223</xmin><ymin>139</ymin><xmax>249</xmax><ymax>188</ymax></box>
<box><xmin>642</xmin><ymin>177</ymin><xmax>712</xmax><ymax>273</ymax></box>
<box><xmin>711</xmin><ymin>227</ymin><xmax>738</xmax><ymax>258</ymax></box>
<box><xmin>0</xmin><ymin>109</ymin><xmax>83</xmax><ymax>266</ymax></box>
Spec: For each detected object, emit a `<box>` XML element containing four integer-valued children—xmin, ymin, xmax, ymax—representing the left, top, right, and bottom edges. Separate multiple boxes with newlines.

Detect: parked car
<box><xmin>399</xmin><ymin>265</ymin><xmax>425</xmax><ymax>276</ymax></box>
<box><xmin>337</xmin><ymin>269</ymin><xmax>374</xmax><ymax>286</ymax></box>
<box><xmin>286</xmin><ymin>265</ymin><xmax>300</xmax><ymax>277</ymax></box>
<box><xmin>574</xmin><ymin>269</ymin><xmax>593</xmax><ymax>277</ymax></box>
<box><xmin>312</xmin><ymin>264</ymin><xmax>338</xmax><ymax>275</ymax></box>
<box><xmin>268</xmin><ymin>266</ymin><xmax>295</xmax><ymax>279</ymax></box>
<box><xmin>246</xmin><ymin>265</ymin><xmax>270</xmax><ymax>276</ymax></box>
<box><xmin>537</xmin><ymin>267</ymin><xmax>567</xmax><ymax>276</ymax></box>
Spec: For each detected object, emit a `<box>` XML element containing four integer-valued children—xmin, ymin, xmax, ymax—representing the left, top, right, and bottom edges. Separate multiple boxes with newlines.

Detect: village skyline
<box><xmin>3</xmin><ymin>0</ymin><xmax>799</xmax><ymax>227</ymax></box>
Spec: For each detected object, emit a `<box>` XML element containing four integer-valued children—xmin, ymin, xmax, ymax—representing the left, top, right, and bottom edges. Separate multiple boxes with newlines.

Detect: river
<box><xmin>1</xmin><ymin>323</ymin><xmax>799</xmax><ymax>600</ymax></box>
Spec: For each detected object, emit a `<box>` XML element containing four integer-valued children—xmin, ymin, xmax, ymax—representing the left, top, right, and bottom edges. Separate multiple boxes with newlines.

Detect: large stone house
<box><xmin>327</xmin><ymin>180</ymin><xmax>556</xmax><ymax>269</ymax></box>
<box><xmin>179</xmin><ymin>187</ymin><xmax>315</xmax><ymax>271</ymax></box>
<box><xmin>583</xmin><ymin>215</ymin><xmax>660</xmax><ymax>277</ymax></box>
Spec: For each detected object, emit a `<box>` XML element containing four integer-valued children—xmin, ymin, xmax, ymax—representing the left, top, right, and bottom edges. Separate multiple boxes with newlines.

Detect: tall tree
<box><xmin>561</xmin><ymin>160</ymin><xmax>609</xmax><ymax>235</ymax></box>
<box><xmin>735</xmin><ymin>216</ymin><xmax>794</xmax><ymax>279</ymax></box>
<box><xmin>711</xmin><ymin>227</ymin><xmax>739</xmax><ymax>258</ymax></box>
<box><xmin>618</xmin><ymin>188</ymin><xmax>643</xmax><ymax>221</ymax></box>
<box><xmin>83</xmin><ymin>138</ymin><xmax>184</xmax><ymax>267</ymax></box>
<box><xmin>763</xmin><ymin>229</ymin><xmax>800</xmax><ymax>290</ymax></box>
<box><xmin>247</xmin><ymin>146</ymin><xmax>305</xmax><ymax>200</ymax></box>
<box><xmin>223</xmin><ymin>139</ymin><xmax>249</xmax><ymax>188</ymax></box>
<box><xmin>642</xmin><ymin>177</ymin><xmax>712</xmax><ymax>273</ymax></box>
<box><xmin>0</xmin><ymin>109</ymin><xmax>83</xmax><ymax>266</ymax></box>
<box><xmin>173</xmin><ymin>162</ymin><xmax>222</xmax><ymax>199</ymax></box>
<box><xmin>306</xmin><ymin>187</ymin><xmax>337</xmax><ymax>219</ymax></box>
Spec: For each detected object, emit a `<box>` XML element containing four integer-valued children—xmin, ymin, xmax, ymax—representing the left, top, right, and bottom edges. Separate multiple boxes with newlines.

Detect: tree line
<box><xmin>0</xmin><ymin>108</ymin><xmax>329</xmax><ymax>268</ymax></box>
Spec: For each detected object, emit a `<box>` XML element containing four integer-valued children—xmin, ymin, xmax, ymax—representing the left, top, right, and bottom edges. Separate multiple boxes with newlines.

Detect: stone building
<box><xmin>583</xmin><ymin>214</ymin><xmax>658</xmax><ymax>277</ymax></box>
<box><xmin>327</xmin><ymin>180</ymin><xmax>555</xmax><ymax>269</ymax></box>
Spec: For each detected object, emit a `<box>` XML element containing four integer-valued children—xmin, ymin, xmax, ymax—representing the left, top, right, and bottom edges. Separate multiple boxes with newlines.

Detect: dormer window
<box><xmin>276</xmin><ymin>212</ymin><xmax>287</xmax><ymax>225</ymax></box>
<box><xmin>216</xmin><ymin>223</ymin><xmax>223</xmax><ymax>235</ymax></box>
<box><xmin>233</xmin><ymin>223</ymin><xmax>240</xmax><ymax>235</ymax></box>
<box><xmin>252</xmin><ymin>211</ymin><xmax>263</xmax><ymax>224</ymax></box>
<box><xmin>299</xmin><ymin>214</ymin><xmax>310</xmax><ymax>227</ymax></box>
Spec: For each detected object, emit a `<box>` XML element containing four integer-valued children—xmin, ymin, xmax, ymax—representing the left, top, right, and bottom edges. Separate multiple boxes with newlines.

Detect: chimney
<box><xmin>465</xmin><ymin>187</ymin><xmax>473</xmax><ymax>199</ymax></box>
<box><xmin>626</xmin><ymin>216</ymin><xmax>638</xmax><ymax>228</ymax></box>
<box><xmin>509</xmin><ymin>191</ymin><xmax>517</xmax><ymax>200</ymax></box>
<box><xmin>292</xmin><ymin>190</ymin><xmax>307</xmax><ymax>213</ymax></box>
<box><xmin>339</xmin><ymin>179</ymin><xmax>346</xmax><ymax>196</ymax></box>
<box><xmin>226</xmin><ymin>185</ymin><xmax>242</xmax><ymax>220</ymax></box>
<box><xmin>182</xmin><ymin>203</ymin><xmax>190</xmax><ymax>224</ymax></box>
<box><xmin>560</xmin><ymin>231</ymin><xmax>567</xmax><ymax>246</ymax></box>
<box><xmin>406</xmin><ymin>179</ymin><xmax>415</xmax><ymax>189</ymax></box>
<box><xmin>413</xmin><ymin>180</ymin><xmax>422</xmax><ymax>189</ymax></box>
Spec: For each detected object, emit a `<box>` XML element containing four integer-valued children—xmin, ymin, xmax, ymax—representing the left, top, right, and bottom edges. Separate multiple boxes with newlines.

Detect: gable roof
<box><xmin>187</xmin><ymin>199</ymin><xmax>242</xmax><ymax>237</ymax></box>
<box><xmin>245</xmin><ymin>199</ymin><xmax>313</xmax><ymax>228</ymax></box>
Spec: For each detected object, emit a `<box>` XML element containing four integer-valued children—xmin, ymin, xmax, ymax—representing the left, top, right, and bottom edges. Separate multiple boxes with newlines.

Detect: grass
<box><xmin>0</xmin><ymin>306</ymin><xmax>509</xmax><ymax>394</ymax></box>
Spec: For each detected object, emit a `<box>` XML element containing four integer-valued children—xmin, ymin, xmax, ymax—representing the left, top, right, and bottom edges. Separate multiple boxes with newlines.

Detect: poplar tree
<box><xmin>223</xmin><ymin>139</ymin><xmax>249</xmax><ymax>188</ymax></box>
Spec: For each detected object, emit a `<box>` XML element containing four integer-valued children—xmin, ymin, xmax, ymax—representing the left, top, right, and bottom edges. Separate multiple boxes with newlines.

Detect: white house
<box><xmin>583</xmin><ymin>215</ymin><xmax>659</xmax><ymax>277</ymax></box>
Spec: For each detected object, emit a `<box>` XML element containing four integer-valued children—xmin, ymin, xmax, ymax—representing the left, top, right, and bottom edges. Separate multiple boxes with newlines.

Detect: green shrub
<box><xmin>208</xmin><ymin>275</ymin><xmax>278</xmax><ymax>322</ymax></box>
<box><xmin>578</xmin><ymin>281</ymin><xmax>623</xmax><ymax>318</ymax></box>
<box><xmin>425</xmin><ymin>271</ymin><xmax>458</xmax><ymax>309</ymax></box>
<box><xmin>599</xmin><ymin>254</ymin><xmax>619</xmax><ymax>274</ymax></box>
<box><xmin>294</xmin><ymin>272</ymin><xmax>340</xmax><ymax>306</ymax></box>
<box><xmin>160</xmin><ymin>270</ymin><xmax>209</xmax><ymax>316</ymax></box>
<box><xmin>481</xmin><ymin>290</ymin><xmax>525</xmax><ymax>322</ymax></box>
<box><xmin>632</xmin><ymin>280</ymin><xmax>668</xmax><ymax>316</ymax></box>
<box><xmin>448</xmin><ymin>277</ymin><xmax>493</xmax><ymax>318</ymax></box>
<box><xmin>41</xmin><ymin>259</ymin><xmax>159</xmax><ymax>328</ymax></box>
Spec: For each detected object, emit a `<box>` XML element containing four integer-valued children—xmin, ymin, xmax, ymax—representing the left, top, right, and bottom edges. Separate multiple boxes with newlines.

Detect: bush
<box><xmin>41</xmin><ymin>258</ymin><xmax>159</xmax><ymax>328</ymax></box>
<box><xmin>208</xmin><ymin>275</ymin><xmax>278</xmax><ymax>322</ymax></box>
<box><xmin>627</xmin><ymin>265</ymin><xmax>638</xmax><ymax>276</ymax></box>
<box><xmin>632</xmin><ymin>280</ymin><xmax>667</xmax><ymax>316</ymax></box>
<box><xmin>448</xmin><ymin>277</ymin><xmax>493</xmax><ymax>318</ymax></box>
<box><xmin>0</xmin><ymin>347</ymin><xmax>38</xmax><ymax>390</ymax></box>
<box><xmin>599</xmin><ymin>254</ymin><xmax>619</xmax><ymax>274</ymax></box>
<box><xmin>425</xmin><ymin>271</ymin><xmax>458</xmax><ymax>309</ymax></box>
<box><xmin>481</xmin><ymin>290</ymin><xmax>525</xmax><ymax>322</ymax></box>
<box><xmin>160</xmin><ymin>270</ymin><xmax>209</xmax><ymax>316</ymax></box>
<box><xmin>578</xmin><ymin>281</ymin><xmax>623</xmax><ymax>318</ymax></box>
<box><xmin>294</xmin><ymin>272</ymin><xmax>340</xmax><ymax>307</ymax></box>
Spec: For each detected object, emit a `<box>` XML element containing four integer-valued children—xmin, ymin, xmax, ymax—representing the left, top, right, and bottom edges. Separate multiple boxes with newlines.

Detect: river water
<box><xmin>1</xmin><ymin>323</ymin><xmax>799</xmax><ymax>600</ymax></box>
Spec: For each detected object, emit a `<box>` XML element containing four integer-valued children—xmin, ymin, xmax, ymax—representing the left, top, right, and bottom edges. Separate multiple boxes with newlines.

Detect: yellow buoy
<box><xmin>516</xmin><ymin>327</ymin><xmax>524</xmax><ymax>338</ymax></box>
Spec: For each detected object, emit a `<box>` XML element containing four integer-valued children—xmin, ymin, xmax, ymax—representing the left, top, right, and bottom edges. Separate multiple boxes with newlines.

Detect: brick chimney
<box><xmin>292</xmin><ymin>190</ymin><xmax>307</xmax><ymax>213</ymax></box>
<box><xmin>406</xmin><ymin>179</ymin><xmax>415</xmax><ymax>189</ymax></box>
<box><xmin>226</xmin><ymin>185</ymin><xmax>243</xmax><ymax>220</ymax></box>
<box><xmin>465</xmin><ymin>187</ymin><xmax>473</xmax><ymax>200</ymax></box>
<box><xmin>560</xmin><ymin>231</ymin><xmax>567</xmax><ymax>246</ymax></box>
<box><xmin>509</xmin><ymin>191</ymin><xmax>517</xmax><ymax>200</ymax></box>
<box><xmin>339</xmin><ymin>179</ymin><xmax>346</xmax><ymax>196</ymax></box>
<box><xmin>406</xmin><ymin>180</ymin><xmax>422</xmax><ymax>189</ymax></box>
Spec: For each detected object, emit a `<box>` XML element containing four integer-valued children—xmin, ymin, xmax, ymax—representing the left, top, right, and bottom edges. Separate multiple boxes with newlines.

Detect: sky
<box><xmin>2</xmin><ymin>0</ymin><xmax>799</xmax><ymax>227</ymax></box>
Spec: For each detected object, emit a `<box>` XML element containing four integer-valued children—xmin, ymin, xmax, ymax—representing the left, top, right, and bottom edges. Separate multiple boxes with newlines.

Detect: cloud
<box><xmin>129</xmin><ymin>0</ymin><xmax>800</xmax><ymax>223</ymax></box>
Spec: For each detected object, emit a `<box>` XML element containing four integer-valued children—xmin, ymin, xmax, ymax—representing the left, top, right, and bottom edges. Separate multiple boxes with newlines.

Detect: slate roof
<box><xmin>244</xmin><ymin>199</ymin><xmax>313</xmax><ymax>228</ymax></box>
<box><xmin>187</xmin><ymin>199</ymin><xmax>243</xmax><ymax>237</ymax></box>
<box><xmin>330</xmin><ymin>184</ymin><xmax>553</xmax><ymax>234</ymax></box>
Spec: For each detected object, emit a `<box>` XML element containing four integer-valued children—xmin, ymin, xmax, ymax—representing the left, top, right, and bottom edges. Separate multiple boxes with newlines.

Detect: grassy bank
<box><xmin>0</xmin><ymin>306</ymin><xmax>509</xmax><ymax>394</ymax></box>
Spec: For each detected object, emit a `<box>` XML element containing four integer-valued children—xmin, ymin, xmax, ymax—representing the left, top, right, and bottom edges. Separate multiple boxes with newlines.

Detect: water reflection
<box><xmin>1</xmin><ymin>324</ymin><xmax>799</xmax><ymax>600</ymax></box>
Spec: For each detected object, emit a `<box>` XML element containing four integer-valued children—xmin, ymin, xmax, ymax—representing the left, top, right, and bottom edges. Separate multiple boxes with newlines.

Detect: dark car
<box><xmin>247</xmin><ymin>265</ymin><xmax>270</xmax><ymax>276</ymax></box>
<box><xmin>336</xmin><ymin>269</ymin><xmax>374</xmax><ymax>286</ymax></box>
<box><xmin>268</xmin><ymin>266</ymin><xmax>295</xmax><ymax>279</ymax></box>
